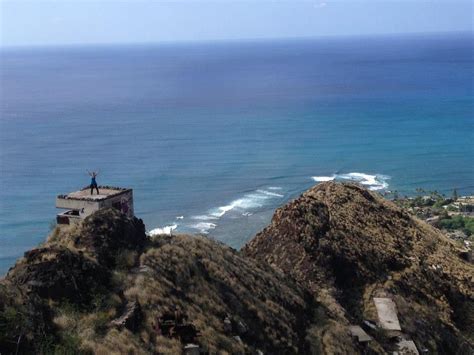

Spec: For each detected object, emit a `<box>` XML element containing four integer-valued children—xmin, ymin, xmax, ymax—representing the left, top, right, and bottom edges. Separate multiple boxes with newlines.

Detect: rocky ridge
<box><xmin>1</xmin><ymin>209</ymin><xmax>323</xmax><ymax>354</ymax></box>
<box><xmin>1</xmin><ymin>182</ymin><xmax>473</xmax><ymax>354</ymax></box>
<box><xmin>243</xmin><ymin>182</ymin><xmax>474</xmax><ymax>353</ymax></box>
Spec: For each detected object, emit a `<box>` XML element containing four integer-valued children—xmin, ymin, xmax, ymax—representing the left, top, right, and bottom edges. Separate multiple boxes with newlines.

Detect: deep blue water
<box><xmin>1</xmin><ymin>33</ymin><xmax>473</xmax><ymax>274</ymax></box>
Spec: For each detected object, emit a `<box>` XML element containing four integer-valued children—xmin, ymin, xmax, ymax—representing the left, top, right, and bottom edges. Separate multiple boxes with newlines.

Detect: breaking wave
<box><xmin>312</xmin><ymin>172</ymin><xmax>390</xmax><ymax>191</ymax></box>
<box><xmin>190</xmin><ymin>222</ymin><xmax>217</xmax><ymax>234</ymax></box>
<box><xmin>147</xmin><ymin>173</ymin><xmax>389</xmax><ymax>237</ymax></box>
<box><xmin>148</xmin><ymin>224</ymin><xmax>178</xmax><ymax>236</ymax></box>
<box><xmin>189</xmin><ymin>187</ymin><xmax>285</xmax><ymax>233</ymax></box>
<box><xmin>312</xmin><ymin>175</ymin><xmax>336</xmax><ymax>182</ymax></box>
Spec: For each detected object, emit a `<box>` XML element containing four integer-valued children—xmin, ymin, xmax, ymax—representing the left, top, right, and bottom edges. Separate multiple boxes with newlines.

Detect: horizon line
<box><xmin>1</xmin><ymin>30</ymin><xmax>472</xmax><ymax>51</ymax></box>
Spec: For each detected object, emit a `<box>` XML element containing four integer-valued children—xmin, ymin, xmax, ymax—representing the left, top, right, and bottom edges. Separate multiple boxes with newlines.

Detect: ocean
<box><xmin>1</xmin><ymin>33</ymin><xmax>473</xmax><ymax>275</ymax></box>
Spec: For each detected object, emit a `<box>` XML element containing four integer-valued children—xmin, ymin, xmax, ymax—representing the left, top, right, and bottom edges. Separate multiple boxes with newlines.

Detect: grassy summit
<box><xmin>243</xmin><ymin>182</ymin><xmax>474</xmax><ymax>353</ymax></box>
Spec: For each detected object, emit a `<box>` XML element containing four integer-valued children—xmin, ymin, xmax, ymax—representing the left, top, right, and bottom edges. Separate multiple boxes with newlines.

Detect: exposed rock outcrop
<box><xmin>7</xmin><ymin>246</ymin><xmax>110</xmax><ymax>304</ymax></box>
<box><xmin>71</xmin><ymin>208</ymin><xmax>146</xmax><ymax>268</ymax></box>
<box><xmin>110</xmin><ymin>300</ymin><xmax>143</xmax><ymax>331</ymax></box>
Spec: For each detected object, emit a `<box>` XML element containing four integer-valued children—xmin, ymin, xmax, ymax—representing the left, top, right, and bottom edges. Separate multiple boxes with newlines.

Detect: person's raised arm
<box><xmin>87</xmin><ymin>170</ymin><xmax>92</xmax><ymax>176</ymax></box>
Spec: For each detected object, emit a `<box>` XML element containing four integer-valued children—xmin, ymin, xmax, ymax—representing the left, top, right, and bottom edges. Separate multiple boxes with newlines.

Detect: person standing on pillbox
<box><xmin>87</xmin><ymin>170</ymin><xmax>100</xmax><ymax>195</ymax></box>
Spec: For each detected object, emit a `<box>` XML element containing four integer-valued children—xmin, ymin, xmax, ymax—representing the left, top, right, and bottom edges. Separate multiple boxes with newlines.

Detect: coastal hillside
<box><xmin>0</xmin><ymin>209</ymin><xmax>329</xmax><ymax>354</ymax></box>
<box><xmin>243</xmin><ymin>182</ymin><xmax>474</xmax><ymax>354</ymax></box>
<box><xmin>1</xmin><ymin>182</ymin><xmax>473</xmax><ymax>354</ymax></box>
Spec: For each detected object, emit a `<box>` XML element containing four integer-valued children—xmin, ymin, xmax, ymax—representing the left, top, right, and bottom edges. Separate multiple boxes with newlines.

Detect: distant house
<box><xmin>56</xmin><ymin>186</ymin><xmax>134</xmax><ymax>224</ymax></box>
<box><xmin>453</xmin><ymin>196</ymin><xmax>474</xmax><ymax>213</ymax></box>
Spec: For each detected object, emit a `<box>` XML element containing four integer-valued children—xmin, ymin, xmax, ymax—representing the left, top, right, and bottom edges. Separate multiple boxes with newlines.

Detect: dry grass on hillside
<box><xmin>243</xmin><ymin>182</ymin><xmax>474</xmax><ymax>353</ymax></box>
<box><xmin>106</xmin><ymin>234</ymin><xmax>318</xmax><ymax>354</ymax></box>
<box><xmin>9</xmin><ymin>222</ymin><xmax>327</xmax><ymax>354</ymax></box>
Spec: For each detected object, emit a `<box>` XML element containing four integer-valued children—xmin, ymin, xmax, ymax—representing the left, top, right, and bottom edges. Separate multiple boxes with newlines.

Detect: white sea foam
<box><xmin>176</xmin><ymin>216</ymin><xmax>184</xmax><ymax>220</ymax></box>
<box><xmin>312</xmin><ymin>172</ymin><xmax>390</xmax><ymax>191</ymax></box>
<box><xmin>257</xmin><ymin>189</ymin><xmax>284</xmax><ymax>198</ymax></box>
<box><xmin>189</xmin><ymin>187</ymin><xmax>285</xmax><ymax>233</ymax></box>
<box><xmin>191</xmin><ymin>215</ymin><xmax>218</xmax><ymax>221</ymax></box>
<box><xmin>210</xmin><ymin>203</ymin><xmax>238</xmax><ymax>218</ymax></box>
<box><xmin>268</xmin><ymin>186</ymin><xmax>283</xmax><ymax>190</ymax></box>
<box><xmin>148</xmin><ymin>224</ymin><xmax>178</xmax><ymax>236</ymax></box>
<box><xmin>312</xmin><ymin>175</ymin><xmax>336</xmax><ymax>182</ymax></box>
<box><xmin>339</xmin><ymin>172</ymin><xmax>390</xmax><ymax>190</ymax></box>
<box><xmin>191</xmin><ymin>222</ymin><xmax>217</xmax><ymax>234</ymax></box>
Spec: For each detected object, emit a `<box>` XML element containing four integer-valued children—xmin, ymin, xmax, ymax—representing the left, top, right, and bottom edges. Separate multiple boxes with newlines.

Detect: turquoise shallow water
<box><xmin>1</xmin><ymin>33</ymin><xmax>473</xmax><ymax>274</ymax></box>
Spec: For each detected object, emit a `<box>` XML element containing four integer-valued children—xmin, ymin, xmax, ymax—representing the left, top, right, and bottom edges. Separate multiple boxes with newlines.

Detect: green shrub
<box><xmin>0</xmin><ymin>306</ymin><xmax>26</xmax><ymax>352</ymax></box>
<box><xmin>433</xmin><ymin>199</ymin><xmax>448</xmax><ymax>209</ymax></box>
<box><xmin>115</xmin><ymin>250</ymin><xmax>138</xmax><ymax>270</ymax></box>
<box><xmin>53</xmin><ymin>332</ymin><xmax>84</xmax><ymax>355</ymax></box>
<box><xmin>38</xmin><ymin>334</ymin><xmax>56</xmax><ymax>354</ymax></box>
<box><xmin>446</xmin><ymin>205</ymin><xmax>458</xmax><ymax>212</ymax></box>
<box><xmin>92</xmin><ymin>311</ymin><xmax>110</xmax><ymax>335</ymax></box>
<box><xmin>438</xmin><ymin>215</ymin><xmax>474</xmax><ymax>236</ymax></box>
<box><xmin>0</xmin><ymin>305</ymin><xmax>24</xmax><ymax>331</ymax></box>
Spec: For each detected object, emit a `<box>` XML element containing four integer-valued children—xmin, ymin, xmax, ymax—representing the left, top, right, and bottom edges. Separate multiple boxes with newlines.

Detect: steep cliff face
<box><xmin>243</xmin><ymin>182</ymin><xmax>474</xmax><ymax>353</ymax></box>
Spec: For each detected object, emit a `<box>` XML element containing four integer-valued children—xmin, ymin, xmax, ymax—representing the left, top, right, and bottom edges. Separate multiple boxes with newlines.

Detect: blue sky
<box><xmin>1</xmin><ymin>0</ymin><xmax>472</xmax><ymax>47</ymax></box>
